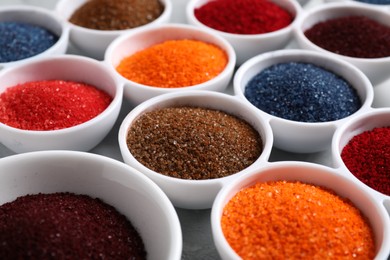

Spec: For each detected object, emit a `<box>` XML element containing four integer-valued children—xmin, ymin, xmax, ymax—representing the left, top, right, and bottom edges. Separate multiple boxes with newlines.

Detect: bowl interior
<box><xmin>212</xmin><ymin>162</ymin><xmax>390</xmax><ymax>259</ymax></box>
<box><xmin>0</xmin><ymin>151</ymin><xmax>182</xmax><ymax>260</ymax></box>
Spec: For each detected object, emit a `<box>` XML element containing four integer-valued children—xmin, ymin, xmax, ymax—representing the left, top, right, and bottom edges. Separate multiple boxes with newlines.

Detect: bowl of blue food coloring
<box><xmin>0</xmin><ymin>5</ymin><xmax>69</xmax><ymax>70</ymax></box>
<box><xmin>234</xmin><ymin>49</ymin><xmax>374</xmax><ymax>153</ymax></box>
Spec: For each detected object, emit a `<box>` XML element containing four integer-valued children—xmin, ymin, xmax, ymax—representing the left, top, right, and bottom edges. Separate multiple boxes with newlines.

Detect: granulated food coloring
<box><xmin>244</xmin><ymin>62</ymin><xmax>361</xmax><ymax>123</ymax></box>
<box><xmin>0</xmin><ymin>192</ymin><xmax>146</xmax><ymax>259</ymax></box>
<box><xmin>194</xmin><ymin>0</ymin><xmax>293</xmax><ymax>35</ymax></box>
<box><xmin>341</xmin><ymin>126</ymin><xmax>390</xmax><ymax>196</ymax></box>
<box><xmin>126</xmin><ymin>106</ymin><xmax>263</xmax><ymax>180</ymax></box>
<box><xmin>69</xmin><ymin>0</ymin><xmax>164</xmax><ymax>30</ymax></box>
<box><xmin>221</xmin><ymin>180</ymin><xmax>375</xmax><ymax>259</ymax></box>
<box><xmin>0</xmin><ymin>21</ymin><xmax>58</xmax><ymax>63</ymax></box>
<box><xmin>116</xmin><ymin>39</ymin><xmax>228</xmax><ymax>88</ymax></box>
<box><xmin>304</xmin><ymin>15</ymin><xmax>390</xmax><ymax>59</ymax></box>
<box><xmin>0</xmin><ymin>80</ymin><xmax>112</xmax><ymax>131</ymax></box>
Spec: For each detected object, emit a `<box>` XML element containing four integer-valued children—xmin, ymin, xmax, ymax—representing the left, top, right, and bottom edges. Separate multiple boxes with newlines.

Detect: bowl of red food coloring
<box><xmin>294</xmin><ymin>2</ymin><xmax>390</xmax><ymax>86</ymax></box>
<box><xmin>55</xmin><ymin>0</ymin><xmax>172</xmax><ymax>59</ymax></box>
<box><xmin>234</xmin><ymin>49</ymin><xmax>374</xmax><ymax>153</ymax></box>
<box><xmin>105</xmin><ymin>23</ymin><xmax>236</xmax><ymax>107</ymax></box>
<box><xmin>332</xmin><ymin>108</ymin><xmax>390</xmax><ymax>201</ymax></box>
<box><xmin>118</xmin><ymin>90</ymin><xmax>273</xmax><ymax>209</ymax></box>
<box><xmin>0</xmin><ymin>150</ymin><xmax>182</xmax><ymax>259</ymax></box>
<box><xmin>211</xmin><ymin>161</ymin><xmax>390</xmax><ymax>259</ymax></box>
<box><xmin>186</xmin><ymin>0</ymin><xmax>302</xmax><ymax>65</ymax></box>
<box><xmin>0</xmin><ymin>5</ymin><xmax>69</xmax><ymax>70</ymax></box>
<box><xmin>0</xmin><ymin>55</ymin><xmax>123</xmax><ymax>153</ymax></box>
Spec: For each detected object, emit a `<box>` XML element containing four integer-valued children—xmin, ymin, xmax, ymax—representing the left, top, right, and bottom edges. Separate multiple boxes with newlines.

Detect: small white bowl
<box><xmin>186</xmin><ymin>0</ymin><xmax>302</xmax><ymax>65</ymax></box>
<box><xmin>0</xmin><ymin>5</ymin><xmax>69</xmax><ymax>70</ymax></box>
<box><xmin>234</xmin><ymin>49</ymin><xmax>374</xmax><ymax>153</ymax></box>
<box><xmin>0</xmin><ymin>150</ymin><xmax>182</xmax><ymax>260</ymax></box>
<box><xmin>55</xmin><ymin>0</ymin><xmax>172</xmax><ymax>60</ymax></box>
<box><xmin>0</xmin><ymin>55</ymin><xmax>123</xmax><ymax>153</ymax></box>
<box><xmin>332</xmin><ymin>108</ymin><xmax>390</xmax><ymax>199</ymax></box>
<box><xmin>105</xmin><ymin>23</ymin><xmax>236</xmax><ymax>107</ymax></box>
<box><xmin>294</xmin><ymin>2</ymin><xmax>390</xmax><ymax>86</ymax></box>
<box><xmin>324</xmin><ymin>0</ymin><xmax>390</xmax><ymax>10</ymax></box>
<box><xmin>211</xmin><ymin>161</ymin><xmax>390</xmax><ymax>259</ymax></box>
<box><xmin>118</xmin><ymin>91</ymin><xmax>273</xmax><ymax>209</ymax></box>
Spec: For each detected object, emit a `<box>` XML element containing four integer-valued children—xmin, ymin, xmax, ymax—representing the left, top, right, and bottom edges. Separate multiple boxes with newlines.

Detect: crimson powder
<box><xmin>0</xmin><ymin>192</ymin><xmax>146</xmax><ymax>259</ymax></box>
<box><xmin>341</xmin><ymin>127</ymin><xmax>390</xmax><ymax>196</ymax></box>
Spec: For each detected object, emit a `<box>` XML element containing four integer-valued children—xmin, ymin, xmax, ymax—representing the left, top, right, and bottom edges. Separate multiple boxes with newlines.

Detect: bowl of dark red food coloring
<box><xmin>0</xmin><ymin>55</ymin><xmax>123</xmax><ymax>153</ymax></box>
<box><xmin>55</xmin><ymin>0</ymin><xmax>172</xmax><ymax>59</ymax></box>
<box><xmin>234</xmin><ymin>49</ymin><xmax>374</xmax><ymax>153</ymax></box>
<box><xmin>105</xmin><ymin>23</ymin><xmax>236</xmax><ymax>107</ymax></box>
<box><xmin>0</xmin><ymin>5</ymin><xmax>69</xmax><ymax>70</ymax></box>
<box><xmin>0</xmin><ymin>150</ymin><xmax>182</xmax><ymax>259</ymax></box>
<box><xmin>186</xmin><ymin>0</ymin><xmax>302</xmax><ymax>65</ymax></box>
<box><xmin>294</xmin><ymin>2</ymin><xmax>390</xmax><ymax>86</ymax></box>
<box><xmin>332</xmin><ymin>108</ymin><xmax>390</xmax><ymax>201</ymax></box>
<box><xmin>211</xmin><ymin>161</ymin><xmax>390</xmax><ymax>259</ymax></box>
<box><xmin>118</xmin><ymin>90</ymin><xmax>273</xmax><ymax>209</ymax></box>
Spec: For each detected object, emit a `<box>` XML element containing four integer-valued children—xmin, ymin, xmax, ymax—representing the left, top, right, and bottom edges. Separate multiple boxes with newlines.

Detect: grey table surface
<box><xmin>1</xmin><ymin>0</ymin><xmax>389</xmax><ymax>259</ymax></box>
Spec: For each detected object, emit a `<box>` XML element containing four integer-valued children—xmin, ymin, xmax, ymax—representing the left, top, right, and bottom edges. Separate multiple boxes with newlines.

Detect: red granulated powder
<box><xmin>304</xmin><ymin>16</ymin><xmax>390</xmax><ymax>58</ymax></box>
<box><xmin>0</xmin><ymin>192</ymin><xmax>146</xmax><ymax>259</ymax></box>
<box><xmin>341</xmin><ymin>127</ymin><xmax>390</xmax><ymax>196</ymax></box>
<box><xmin>194</xmin><ymin>0</ymin><xmax>293</xmax><ymax>35</ymax></box>
<box><xmin>0</xmin><ymin>80</ymin><xmax>112</xmax><ymax>131</ymax></box>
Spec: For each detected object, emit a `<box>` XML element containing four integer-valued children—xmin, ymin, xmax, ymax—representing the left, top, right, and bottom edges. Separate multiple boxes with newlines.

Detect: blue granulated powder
<box><xmin>354</xmin><ymin>0</ymin><xmax>390</xmax><ymax>5</ymax></box>
<box><xmin>0</xmin><ymin>21</ymin><xmax>59</xmax><ymax>63</ymax></box>
<box><xmin>244</xmin><ymin>62</ymin><xmax>361</xmax><ymax>123</ymax></box>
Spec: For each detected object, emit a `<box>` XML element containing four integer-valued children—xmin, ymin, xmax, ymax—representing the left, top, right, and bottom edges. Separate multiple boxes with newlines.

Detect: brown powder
<box><xmin>126</xmin><ymin>106</ymin><xmax>263</xmax><ymax>180</ymax></box>
<box><xmin>69</xmin><ymin>0</ymin><xmax>164</xmax><ymax>30</ymax></box>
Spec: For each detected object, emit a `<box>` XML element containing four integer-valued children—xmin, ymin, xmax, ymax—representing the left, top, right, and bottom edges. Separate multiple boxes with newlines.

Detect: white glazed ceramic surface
<box><xmin>332</xmin><ymin>108</ymin><xmax>390</xmax><ymax>200</ymax></box>
<box><xmin>0</xmin><ymin>5</ymin><xmax>69</xmax><ymax>70</ymax></box>
<box><xmin>294</xmin><ymin>2</ymin><xmax>390</xmax><ymax>86</ymax></box>
<box><xmin>55</xmin><ymin>0</ymin><xmax>172</xmax><ymax>60</ymax></box>
<box><xmin>211</xmin><ymin>161</ymin><xmax>390</xmax><ymax>260</ymax></box>
<box><xmin>234</xmin><ymin>49</ymin><xmax>374</xmax><ymax>153</ymax></box>
<box><xmin>118</xmin><ymin>90</ymin><xmax>273</xmax><ymax>209</ymax></box>
<box><xmin>105</xmin><ymin>23</ymin><xmax>236</xmax><ymax>107</ymax></box>
<box><xmin>0</xmin><ymin>55</ymin><xmax>123</xmax><ymax>153</ymax></box>
<box><xmin>0</xmin><ymin>151</ymin><xmax>182</xmax><ymax>260</ymax></box>
<box><xmin>186</xmin><ymin>0</ymin><xmax>302</xmax><ymax>65</ymax></box>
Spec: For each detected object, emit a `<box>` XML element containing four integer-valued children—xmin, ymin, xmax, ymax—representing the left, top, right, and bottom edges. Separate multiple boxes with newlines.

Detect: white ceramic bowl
<box><xmin>0</xmin><ymin>55</ymin><xmax>123</xmax><ymax>153</ymax></box>
<box><xmin>294</xmin><ymin>2</ymin><xmax>390</xmax><ymax>86</ymax></box>
<box><xmin>186</xmin><ymin>0</ymin><xmax>302</xmax><ymax>65</ymax></box>
<box><xmin>324</xmin><ymin>0</ymin><xmax>390</xmax><ymax>10</ymax></box>
<box><xmin>118</xmin><ymin>91</ymin><xmax>273</xmax><ymax>209</ymax></box>
<box><xmin>234</xmin><ymin>49</ymin><xmax>374</xmax><ymax>153</ymax></box>
<box><xmin>0</xmin><ymin>5</ymin><xmax>69</xmax><ymax>70</ymax></box>
<box><xmin>0</xmin><ymin>150</ymin><xmax>182</xmax><ymax>260</ymax></box>
<box><xmin>211</xmin><ymin>161</ymin><xmax>390</xmax><ymax>259</ymax></box>
<box><xmin>105</xmin><ymin>23</ymin><xmax>236</xmax><ymax>107</ymax></box>
<box><xmin>55</xmin><ymin>0</ymin><xmax>172</xmax><ymax>59</ymax></box>
<box><xmin>332</xmin><ymin>108</ymin><xmax>390</xmax><ymax>200</ymax></box>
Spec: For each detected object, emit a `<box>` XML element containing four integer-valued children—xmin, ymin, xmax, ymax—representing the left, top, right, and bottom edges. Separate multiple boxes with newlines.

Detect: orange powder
<box><xmin>116</xmin><ymin>39</ymin><xmax>228</xmax><ymax>88</ymax></box>
<box><xmin>221</xmin><ymin>180</ymin><xmax>375</xmax><ymax>259</ymax></box>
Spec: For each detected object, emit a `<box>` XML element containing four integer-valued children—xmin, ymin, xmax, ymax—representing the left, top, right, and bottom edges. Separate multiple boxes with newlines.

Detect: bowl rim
<box><xmin>104</xmin><ymin>22</ymin><xmax>236</xmax><ymax>90</ymax></box>
<box><xmin>293</xmin><ymin>2</ymin><xmax>390</xmax><ymax>62</ymax></box>
<box><xmin>0</xmin><ymin>150</ymin><xmax>183</xmax><ymax>260</ymax></box>
<box><xmin>233</xmin><ymin>49</ymin><xmax>374</xmax><ymax>126</ymax></box>
<box><xmin>0</xmin><ymin>5</ymin><xmax>70</xmax><ymax>67</ymax></box>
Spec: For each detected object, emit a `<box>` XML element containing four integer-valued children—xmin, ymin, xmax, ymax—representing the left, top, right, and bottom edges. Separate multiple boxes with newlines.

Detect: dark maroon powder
<box><xmin>304</xmin><ymin>16</ymin><xmax>390</xmax><ymax>58</ymax></box>
<box><xmin>0</xmin><ymin>192</ymin><xmax>146</xmax><ymax>259</ymax></box>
